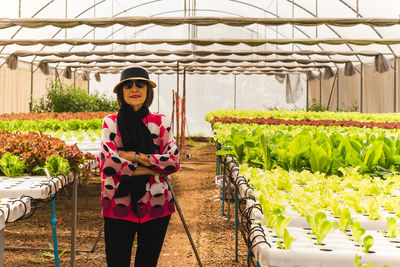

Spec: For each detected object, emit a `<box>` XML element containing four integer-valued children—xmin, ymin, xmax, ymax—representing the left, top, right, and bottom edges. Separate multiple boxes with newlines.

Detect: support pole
<box><xmin>226</xmin><ymin>166</ymin><xmax>231</xmax><ymax>220</ymax></box>
<box><xmin>275</xmin><ymin>0</ymin><xmax>278</xmax><ymax>53</ymax></box>
<box><xmin>356</xmin><ymin>0</ymin><xmax>359</xmax><ymax>17</ymax></box>
<box><xmin>157</xmin><ymin>74</ymin><xmax>160</xmax><ymax>113</ymax></box>
<box><xmin>235</xmin><ymin>187</ymin><xmax>238</xmax><ymax>262</ymax></box>
<box><xmin>192</xmin><ymin>0</ymin><xmax>197</xmax><ymax>52</ymax></box>
<box><xmin>87</xmin><ymin>76</ymin><xmax>90</xmax><ymax>94</ymax></box>
<box><xmin>222</xmin><ymin>159</ymin><xmax>225</xmax><ymax>216</ymax></box>
<box><xmin>234</xmin><ymin>74</ymin><xmax>237</xmax><ymax>109</ymax></box>
<box><xmin>29</xmin><ymin>62</ymin><xmax>33</xmax><ymax>112</ymax></box>
<box><xmin>336</xmin><ymin>67</ymin><xmax>340</xmax><ymax>111</ymax></box>
<box><xmin>394</xmin><ymin>57</ymin><xmax>397</xmax><ymax>112</ymax></box>
<box><xmin>176</xmin><ymin>63</ymin><xmax>180</xmax><ymax>149</ymax></box>
<box><xmin>111</xmin><ymin>0</ymin><xmax>114</xmax><ymax>51</ymax></box>
<box><xmin>292</xmin><ymin>0</ymin><xmax>295</xmax><ymax>50</ymax></box>
<box><xmin>93</xmin><ymin>0</ymin><xmax>96</xmax><ymax>39</ymax></box>
<box><xmin>0</xmin><ymin>229</ymin><xmax>4</xmax><ymax>267</ymax></box>
<box><xmin>397</xmin><ymin>58</ymin><xmax>400</xmax><ymax>113</ymax></box>
<box><xmin>315</xmin><ymin>0</ymin><xmax>318</xmax><ymax>38</ymax></box>
<box><xmin>65</xmin><ymin>0</ymin><xmax>68</xmax><ymax>38</ymax></box>
<box><xmin>216</xmin><ymin>143</ymin><xmax>220</xmax><ymax>176</ymax></box>
<box><xmin>73</xmin><ymin>69</ymin><xmax>76</xmax><ymax>88</ymax></box>
<box><xmin>171</xmin><ymin>90</ymin><xmax>175</xmax><ymax>132</ymax></box>
<box><xmin>319</xmin><ymin>70</ymin><xmax>322</xmax><ymax>105</ymax></box>
<box><xmin>181</xmin><ymin>67</ymin><xmax>186</xmax><ymax>147</ymax></box>
<box><xmin>306</xmin><ymin>75</ymin><xmax>310</xmax><ymax>111</ymax></box>
<box><xmin>164</xmin><ymin>178</ymin><xmax>203</xmax><ymax>267</ymax></box>
<box><xmin>360</xmin><ymin>64</ymin><xmax>364</xmax><ymax>112</ymax></box>
<box><xmin>70</xmin><ymin>175</ymin><xmax>78</xmax><ymax>267</ymax></box>
<box><xmin>326</xmin><ymin>72</ymin><xmax>337</xmax><ymax>110</ymax></box>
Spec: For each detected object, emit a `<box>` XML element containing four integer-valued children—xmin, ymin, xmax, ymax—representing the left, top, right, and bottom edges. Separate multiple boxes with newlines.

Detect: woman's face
<box><xmin>122</xmin><ymin>79</ymin><xmax>148</xmax><ymax>110</ymax></box>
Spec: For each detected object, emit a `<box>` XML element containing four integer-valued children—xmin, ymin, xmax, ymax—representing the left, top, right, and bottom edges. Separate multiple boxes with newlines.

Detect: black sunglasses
<box><xmin>122</xmin><ymin>80</ymin><xmax>148</xmax><ymax>90</ymax></box>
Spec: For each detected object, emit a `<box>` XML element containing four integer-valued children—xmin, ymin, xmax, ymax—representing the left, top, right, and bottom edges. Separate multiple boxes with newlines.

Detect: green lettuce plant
<box><xmin>306</xmin><ymin>211</ymin><xmax>333</xmax><ymax>245</ymax></box>
<box><xmin>34</xmin><ymin>154</ymin><xmax>70</xmax><ymax>176</ymax></box>
<box><xmin>362</xmin><ymin>141</ymin><xmax>384</xmax><ymax>174</ymax></box>
<box><xmin>273</xmin><ymin>215</ymin><xmax>291</xmax><ymax>238</ymax></box>
<box><xmin>45</xmin><ymin>154</ymin><xmax>70</xmax><ymax>176</ymax></box>
<box><xmin>276</xmin><ymin>228</ymin><xmax>296</xmax><ymax>250</ymax></box>
<box><xmin>333</xmin><ymin>206</ymin><xmax>351</xmax><ymax>232</ymax></box>
<box><xmin>382</xmin><ymin>196</ymin><xmax>399</xmax><ymax>212</ymax></box>
<box><xmin>264</xmin><ymin>208</ymin><xmax>282</xmax><ymax>228</ymax></box>
<box><xmin>382</xmin><ymin>217</ymin><xmax>400</xmax><ymax>238</ymax></box>
<box><xmin>362</xmin><ymin>235</ymin><xmax>374</xmax><ymax>253</ymax></box>
<box><xmin>260</xmin><ymin>134</ymin><xmax>274</xmax><ymax>170</ymax></box>
<box><xmin>216</xmin><ymin>128</ymin><xmax>247</xmax><ymax>163</ymax></box>
<box><xmin>308</xmin><ymin>142</ymin><xmax>332</xmax><ymax>174</ymax></box>
<box><xmin>329</xmin><ymin>198</ymin><xmax>340</xmax><ymax>216</ymax></box>
<box><xmin>0</xmin><ymin>152</ymin><xmax>26</xmax><ymax>177</ymax></box>
<box><xmin>363</xmin><ymin>198</ymin><xmax>381</xmax><ymax>220</ymax></box>
<box><xmin>350</xmin><ymin>221</ymin><xmax>366</xmax><ymax>243</ymax></box>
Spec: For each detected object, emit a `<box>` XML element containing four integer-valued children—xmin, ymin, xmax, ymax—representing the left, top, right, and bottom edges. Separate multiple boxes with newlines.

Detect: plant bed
<box><xmin>3</xmin><ymin>141</ymin><xmax>247</xmax><ymax>267</ymax></box>
<box><xmin>0</xmin><ymin>197</ymin><xmax>31</xmax><ymax>223</ymax></box>
<box><xmin>223</xmin><ymin>156</ymin><xmax>400</xmax><ymax>267</ymax></box>
<box><xmin>263</xmin><ymin>225</ymin><xmax>400</xmax><ymax>267</ymax></box>
<box><xmin>0</xmin><ymin>173</ymin><xmax>75</xmax><ymax>199</ymax></box>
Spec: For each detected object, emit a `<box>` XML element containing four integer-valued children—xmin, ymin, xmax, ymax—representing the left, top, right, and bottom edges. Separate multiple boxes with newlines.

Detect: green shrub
<box><xmin>32</xmin><ymin>79</ymin><xmax>118</xmax><ymax>113</ymax></box>
<box><xmin>307</xmin><ymin>98</ymin><xmax>327</xmax><ymax>112</ymax></box>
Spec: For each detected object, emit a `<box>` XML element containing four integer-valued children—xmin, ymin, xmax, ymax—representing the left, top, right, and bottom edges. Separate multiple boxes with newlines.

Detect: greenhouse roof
<box><xmin>1</xmin><ymin>0</ymin><xmax>400</xmax><ymax>74</ymax></box>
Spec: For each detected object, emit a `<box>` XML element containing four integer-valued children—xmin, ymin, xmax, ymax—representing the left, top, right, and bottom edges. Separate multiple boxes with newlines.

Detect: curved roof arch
<box><xmin>336</xmin><ymin>0</ymin><xmax>395</xmax><ymax>56</ymax></box>
<box><xmin>1</xmin><ymin>0</ymin><xmax>399</xmax><ymax>73</ymax></box>
<box><xmin>58</xmin><ymin>6</ymin><xmax>328</xmax><ymax>71</ymax></box>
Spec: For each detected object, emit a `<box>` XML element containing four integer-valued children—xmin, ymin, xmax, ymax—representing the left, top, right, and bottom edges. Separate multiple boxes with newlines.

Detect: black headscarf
<box><xmin>114</xmin><ymin>102</ymin><xmax>155</xmax><ymax>214</ymax></box>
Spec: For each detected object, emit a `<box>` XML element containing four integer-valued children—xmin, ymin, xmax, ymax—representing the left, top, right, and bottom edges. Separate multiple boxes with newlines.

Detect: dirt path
<box><xmin>4</xmin><ymin>141</ymin><xmax>247</xmax><ymax>266</ymax></box>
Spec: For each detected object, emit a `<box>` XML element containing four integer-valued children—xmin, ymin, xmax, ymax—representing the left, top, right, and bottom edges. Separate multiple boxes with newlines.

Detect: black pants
<box><xmin>104</xmin><ymin>215</ymin><xmax>171</xmax><ymax>267</ymax></box>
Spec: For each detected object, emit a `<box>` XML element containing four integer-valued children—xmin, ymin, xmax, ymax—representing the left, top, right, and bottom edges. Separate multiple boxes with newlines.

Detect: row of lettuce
<box><xmin>206</xmin><ymin>109</ymin><xmax>400</xmax><ymax>123</ymax></box>
<box><xmin>0</xmin><ymin>112</ymin><xmax>106</xmax><ymax>179</ymax></box>
<box><xmin>209</xmin><ymin>110</ymin><xmax>400</xmax><ymax>259</ymax></box>
<box><xmin>0</xmin><ymin>111</ymin><xmax>110</xmax><ymax>121</ymax></box>
<box><xmin>0</xmin><ymin>130</ymin><xmax>94</xmax><ymax>179</ymax></box>
<box><xmin>210</xmin><ymin>116</ymin><xmax>400</xmax><ymax>130</ymax></box>
<box><xmin>3</xmin><ymin>108</ymin><xmax>400</xmax><ymax>134</ymax></box>
<box><xmin>214</xmin><ymin>123</ymin><xmax>400</xmax><ymax>176</ymax></box>
<box><xmin>242</xmin><ymin>165</ymin><xmax>400</xmax><ymax>246</ymax></box>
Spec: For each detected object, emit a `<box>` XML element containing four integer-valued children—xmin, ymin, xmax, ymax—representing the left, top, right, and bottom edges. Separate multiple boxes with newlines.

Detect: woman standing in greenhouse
<box><xmin>98</xmin><ymin>67</ymin><xmax>180</xmax><ymax>267</ymax></box>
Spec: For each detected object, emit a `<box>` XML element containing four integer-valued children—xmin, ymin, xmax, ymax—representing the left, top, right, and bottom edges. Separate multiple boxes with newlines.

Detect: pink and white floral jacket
<box><xmin>97</xmin><ymin>112</ymin><xmax>180</xmax><ymax>223</ymax></box>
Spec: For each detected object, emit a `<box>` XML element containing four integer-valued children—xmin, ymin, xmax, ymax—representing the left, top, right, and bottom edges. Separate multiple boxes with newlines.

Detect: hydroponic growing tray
<box><xmin>0</xmin><ymin>173</ymin><xmax>75</xmax><ymax>199</ymax></box>
<box><xmin>0</xmin><ymin>197</ymin><xmax>31</xmax><ymax>267</ymax></box>
<box><xmin>223</xmin><ymin>156</ymin><xmax>400</xmax><ymax>267</ymax></box>
<box><xmin>0</xmin><ymin>197</ymin><xmax>31</xmax><ymax>223</ymax></box>
<box><xmin>245</xmin><ymin>198</ymin><xmax>400</xmax><ymax>267</ymax></box>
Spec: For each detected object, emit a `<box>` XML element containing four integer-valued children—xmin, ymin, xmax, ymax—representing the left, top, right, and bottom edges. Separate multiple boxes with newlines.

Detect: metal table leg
<box><xmin>0</xmin><ymin>228</ymin><xmax>4</xmax><ymax>267</ymax></box>
<box><xmin>71</xmin><ymin>175</ymin><xmax>77</xmax><ymax>267</ymax></box>
<box><xmin>222</xmin><ymin>161</ymin><xmax>226</xmax><ymax>216</ymax></box>
<box><xmin>235</xmin><ymin>188</ymin><xmax>238</xmax><ymax>262</ymax></box>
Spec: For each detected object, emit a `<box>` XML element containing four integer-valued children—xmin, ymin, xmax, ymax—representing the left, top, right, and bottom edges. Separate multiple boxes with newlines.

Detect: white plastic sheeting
<box><xmin>91</xmin><ymin>71</ymin><xmax>306</xmax><ymax>136</ymax></box>
<box><xmin>2</xmin><ymin>0</ymin><xmax>400</xmax><ymax>134</ymax></box>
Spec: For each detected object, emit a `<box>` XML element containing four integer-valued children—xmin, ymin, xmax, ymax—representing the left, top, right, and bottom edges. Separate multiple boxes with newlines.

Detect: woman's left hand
<box><xmin>118</xmin><ymin>150</ymin><xmax>135</xmax><ymax>161</ymax></box>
